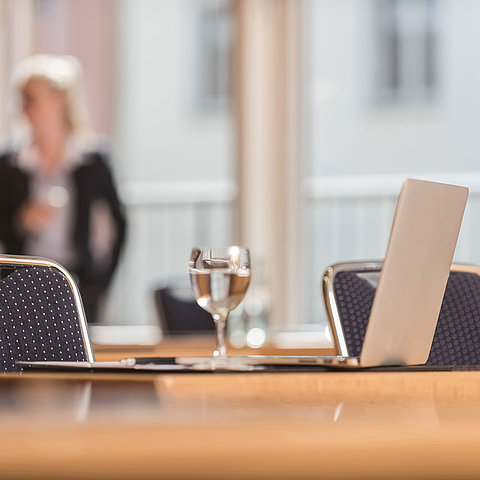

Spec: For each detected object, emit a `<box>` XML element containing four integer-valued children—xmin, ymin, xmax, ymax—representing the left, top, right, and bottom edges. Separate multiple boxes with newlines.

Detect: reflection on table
<box><xmin>1</xmin><ymin>339</ymin><xmax>480</xmax><ymax>479</ymax></box>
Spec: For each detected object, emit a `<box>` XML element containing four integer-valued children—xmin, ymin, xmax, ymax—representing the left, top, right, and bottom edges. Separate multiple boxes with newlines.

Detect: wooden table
<box><xmin>2</xmin><ymin>338</ymin><xmax>480</xmax><ymax>479</ymax></box>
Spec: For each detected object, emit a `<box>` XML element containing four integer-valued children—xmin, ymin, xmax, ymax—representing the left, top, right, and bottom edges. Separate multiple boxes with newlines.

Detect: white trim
<box><xmin>303</xmin><ymin>172</ymin><xmax>480</xmax><ymax>199</ymax></box>
<box><xmin>88</xmin><ymin>325</ymin><xmax>162</xmax><ymax>346</ymax></box>
<box><xmin>120</xmin><ymin>179</ymin><xmax>237</xmax><ymax>206</ymax></box>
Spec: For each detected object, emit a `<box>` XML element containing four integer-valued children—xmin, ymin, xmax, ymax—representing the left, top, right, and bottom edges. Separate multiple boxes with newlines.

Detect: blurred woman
<box><xmin>0</xmin><ymin>54</ymin><xmax>126</xmax><ymax>323</ymax></box>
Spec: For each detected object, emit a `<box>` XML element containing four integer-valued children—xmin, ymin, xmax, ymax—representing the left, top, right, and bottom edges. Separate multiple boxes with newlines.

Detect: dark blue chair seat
<box><xmin>154</xmin><ymin>286</ymin><xmax>214</xmax><ymax>335</ymax></box>
<box><xmin>328</xmin><ymin>264</ymin><xmax>480</xmax><ymax>366</ymax></box>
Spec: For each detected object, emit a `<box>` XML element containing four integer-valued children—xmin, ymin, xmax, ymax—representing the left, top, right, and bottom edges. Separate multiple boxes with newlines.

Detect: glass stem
<box><xmin>212</xmin><ymin>313</ymin><xmax>228</xmax><ymax>358</ymax></box>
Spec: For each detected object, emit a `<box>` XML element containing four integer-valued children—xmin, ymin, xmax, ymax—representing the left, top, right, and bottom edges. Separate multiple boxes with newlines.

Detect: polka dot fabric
<box><xmin>333</xmin><ymin>270</ymin><xmax>480</xmax><ymax>366</ymax></box>
<box><xmin>429</xmin><ymin>272</ymin><xmax>480</xmax><ymax>366</ymax></box>
<box><xmin>333</xmin><ymin>271</ymin><xmax>375</xmax><ymax>357</ymax></box>
<box><xmin>0</xmin><ymin>266</ymin><xmax>88</xmax><ymax>372</ymax></box>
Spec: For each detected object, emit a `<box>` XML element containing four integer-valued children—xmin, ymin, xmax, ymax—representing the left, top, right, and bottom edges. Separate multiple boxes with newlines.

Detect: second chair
<box><xmin>322</xmin><ymin>261</ymin><xmax>480</xmax><ymax>366</ymax></box>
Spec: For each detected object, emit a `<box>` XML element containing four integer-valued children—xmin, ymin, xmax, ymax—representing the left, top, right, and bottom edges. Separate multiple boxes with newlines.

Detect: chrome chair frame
<box><xmin>322</xmin><ymin>260</ymin><xmax>480</xmax><ymax>357</ymax></box>
<box><xmin>0</xmin><ymin>253</ymin><xmax>95</xmax><ymax>363</ymax></box>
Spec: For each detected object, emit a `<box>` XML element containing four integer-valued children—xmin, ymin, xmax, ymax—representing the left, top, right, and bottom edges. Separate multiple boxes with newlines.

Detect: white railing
<box><xmin>105</xmin><ymin>179</ymin><xmax>237</xmax><ymax>327</ymax></box>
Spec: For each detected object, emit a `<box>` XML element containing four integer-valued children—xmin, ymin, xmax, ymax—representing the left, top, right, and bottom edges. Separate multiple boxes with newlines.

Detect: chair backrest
<box><xmin>153</xmin><ymin>275</ymin><xmax>214</xmax><ymax>335</ymax></box>
<box><xmin>322</xmin><ymin>261</ymin><xmax>480</xmax><ymax>366</ymax></box>
<box><xmin>0</xmin><ymin>254</ymin><xmax>94</xmax><ymax>372</ymax></box>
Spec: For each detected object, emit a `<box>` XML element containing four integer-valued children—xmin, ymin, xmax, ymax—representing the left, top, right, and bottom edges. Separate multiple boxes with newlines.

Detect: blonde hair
<box><xmin>10</xmin><ymin>54</ymin><xmax>91</xmax><ymax>135</ymax></box>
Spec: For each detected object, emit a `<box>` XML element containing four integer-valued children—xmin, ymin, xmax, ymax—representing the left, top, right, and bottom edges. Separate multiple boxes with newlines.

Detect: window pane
<box><xmin>111</xmin><ymin>0</ymin><xmax>235</xmax><ymax>325</ymax></box>
<box><xmin>302</xmin><ymin>0</ymin><xmax>480</xmax><ymax>326</ymax></box>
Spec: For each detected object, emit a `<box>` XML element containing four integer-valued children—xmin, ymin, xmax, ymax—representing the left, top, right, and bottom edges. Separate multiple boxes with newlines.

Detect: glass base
<box><xmin>189</xmin><ymin>356</ymin><xmax>256</xmax><ymax>371</ymax></box>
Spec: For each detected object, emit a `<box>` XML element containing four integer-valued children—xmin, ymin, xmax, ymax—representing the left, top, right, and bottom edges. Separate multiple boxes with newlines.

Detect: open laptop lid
<box><xmin>360</xmin><ymin>179</ymin><xmax>468</xmax><ymax>367</ymax></box>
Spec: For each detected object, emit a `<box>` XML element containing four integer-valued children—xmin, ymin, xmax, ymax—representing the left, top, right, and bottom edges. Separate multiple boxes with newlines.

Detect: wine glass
<box><xmin>189</xmin><ymin>246</ymin><xmax>251</xmax><ymax>369</ymax></box>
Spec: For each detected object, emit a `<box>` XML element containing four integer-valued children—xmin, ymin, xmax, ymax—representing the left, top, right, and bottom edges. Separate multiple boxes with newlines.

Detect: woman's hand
<box><xmin>18</xmin><ymin>201</ymin><xmax>56</xmax><ymax>234</ymax></box>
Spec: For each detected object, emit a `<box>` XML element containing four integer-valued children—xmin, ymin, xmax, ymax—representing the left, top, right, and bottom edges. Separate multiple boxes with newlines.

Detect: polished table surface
<box><xmin>3</xmin><ymin>337</ymin><xmax>480</xmax><ymax>479</ymax></box>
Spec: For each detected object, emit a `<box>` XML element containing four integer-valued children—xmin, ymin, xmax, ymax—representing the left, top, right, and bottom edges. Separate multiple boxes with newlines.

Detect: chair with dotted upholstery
<box><xmin>0</xmin><ymin>254</ymin><xmax>94</xmax><ymax>372</ymax></box>
<box><xmin>322</xmin><ymin>261</ymin><xmax>480</xmax><ymax>366</ymax></box>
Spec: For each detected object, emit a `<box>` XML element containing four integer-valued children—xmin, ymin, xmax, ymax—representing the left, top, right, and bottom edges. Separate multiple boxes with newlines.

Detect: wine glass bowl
<box><xmin>189</xmin><ymin>246</ymin><xmax>251</xmax><ymax>368</ymax></box>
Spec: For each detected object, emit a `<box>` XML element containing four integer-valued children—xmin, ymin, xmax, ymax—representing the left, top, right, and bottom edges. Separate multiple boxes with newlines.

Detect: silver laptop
<box><xmin>177</xmin><ymin>178</ymin><xmax>469</xmax><ymax>369</ymax></box>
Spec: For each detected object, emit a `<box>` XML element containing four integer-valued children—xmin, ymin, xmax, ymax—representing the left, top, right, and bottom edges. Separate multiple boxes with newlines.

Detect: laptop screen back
<box><xmin>360</xmin><ymin>179</ymin><xmax>468</xmax><ymax>367</ymax></box>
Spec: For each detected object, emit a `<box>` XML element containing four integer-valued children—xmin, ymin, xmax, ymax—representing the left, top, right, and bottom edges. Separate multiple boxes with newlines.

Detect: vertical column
<box><xmin>234</xmin><ymin>0</ymin><xmax>301</xmax><ymax>329</ymax></box>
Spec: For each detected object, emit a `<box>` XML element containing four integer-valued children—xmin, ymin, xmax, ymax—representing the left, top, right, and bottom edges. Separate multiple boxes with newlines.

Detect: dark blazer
<box><xmin>0</xmin><ymin>149</ymin><xmax>127</xmax><ymax>322</ymax></box>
